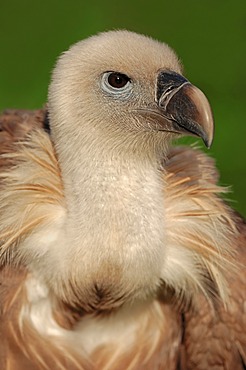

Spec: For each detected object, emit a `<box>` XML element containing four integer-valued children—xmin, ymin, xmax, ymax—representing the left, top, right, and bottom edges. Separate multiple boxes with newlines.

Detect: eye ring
<box><xmin>101</xmin><ymin>71</ymin><xmax>132</xmax><ymax>96</ymax></box>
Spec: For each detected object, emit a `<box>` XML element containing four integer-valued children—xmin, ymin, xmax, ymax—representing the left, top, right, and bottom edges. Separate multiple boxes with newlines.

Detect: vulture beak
<box><xmin>154</xmin><ymin>71</ymin><xmax>214</xmax><ymax>148</ymax></box>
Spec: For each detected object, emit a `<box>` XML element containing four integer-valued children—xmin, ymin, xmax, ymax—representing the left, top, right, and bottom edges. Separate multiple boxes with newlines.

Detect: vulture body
<box><xmin>0</xmin><ymin>31</ymin><xmax>245</xmax><ymax>370</ymax></box>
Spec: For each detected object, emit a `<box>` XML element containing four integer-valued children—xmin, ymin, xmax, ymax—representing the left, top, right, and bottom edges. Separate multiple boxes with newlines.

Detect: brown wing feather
<box><xmin>0</xmin><ymin>109</ymin><xmax>46</xmax><ymax>162</ymax></box>
<box><xmin>181</xmin><ymin>216</ymin><xmax>246</xmax><ymax>370</ymax></box>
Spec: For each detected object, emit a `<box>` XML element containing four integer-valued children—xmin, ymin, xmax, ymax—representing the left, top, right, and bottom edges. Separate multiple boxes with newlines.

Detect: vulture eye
<box><xmin>101</xmin><ymin>71</ymin><xmax>132</xmax><ymax>96</ymax></box>
<box><xmin>107</xmin><ymin>73</ymin><xmax>130</xmax><ymax>88</ymax></box>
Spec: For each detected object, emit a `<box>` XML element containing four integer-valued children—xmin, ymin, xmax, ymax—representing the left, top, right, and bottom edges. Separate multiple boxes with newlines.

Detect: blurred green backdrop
<box><xmin>0</xmin><ymin>0</ymin><xmax>245</xmax><ymax>216</ymax></box>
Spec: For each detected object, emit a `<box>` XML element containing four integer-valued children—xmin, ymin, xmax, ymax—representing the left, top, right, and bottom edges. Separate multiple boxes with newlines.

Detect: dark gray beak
<box><xmin>156</xmin><ymin>71</ymin><xmax>214</xmax><ymax>148</ymax></box>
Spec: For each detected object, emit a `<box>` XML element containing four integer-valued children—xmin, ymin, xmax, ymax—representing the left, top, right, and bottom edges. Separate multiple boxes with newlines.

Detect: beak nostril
<box><xmin>158</xmin><ymin>81</ymin><xmax>190</xmax><ymax>111</ymax></box>
<box><xmin>156</xmin><ymin>70</ymin><xmax>188</xmax><ymax>103</ymax></box>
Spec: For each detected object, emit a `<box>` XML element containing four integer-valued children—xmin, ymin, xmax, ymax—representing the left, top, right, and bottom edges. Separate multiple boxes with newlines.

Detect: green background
<box><xmin>0</xmin><ymin>0</ymin><xmax>245</xmax><ymax>216</ymax></box>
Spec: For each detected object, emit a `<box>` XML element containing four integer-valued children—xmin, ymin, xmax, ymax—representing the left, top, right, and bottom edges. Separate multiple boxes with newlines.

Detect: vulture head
<box><xmin>49</xmin><ymin>30</ymin><xmax>213</xmax><ymax>159</ymax></box>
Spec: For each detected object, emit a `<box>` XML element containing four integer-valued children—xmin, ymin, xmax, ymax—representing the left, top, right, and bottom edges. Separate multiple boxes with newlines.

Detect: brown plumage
<box><xmin>0</xmin><ymin>31</ymin><xmax>245</xmax><ymax>369</ymax></box>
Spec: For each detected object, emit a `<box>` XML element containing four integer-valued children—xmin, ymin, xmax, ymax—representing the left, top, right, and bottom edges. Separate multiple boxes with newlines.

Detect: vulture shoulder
<box><xmin>0</xmin><ymin>109</ymin><xmax>46</xmax><ymax>150</ymax></box>
<box><xmin>165</xmin><ymin>144</ymin><xmax>246</xmax><ymax>369</ymax></box>
<box><xmin>182</xmin><ymin>215</ymin><xmax>246</xmax><ymax>370</ymax></box>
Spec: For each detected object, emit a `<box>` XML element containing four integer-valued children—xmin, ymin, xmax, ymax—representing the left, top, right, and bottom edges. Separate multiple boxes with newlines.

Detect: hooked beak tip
<box><xmin>185</xmin><ymin>84</ymin><xmax>214</xmax><ymax>148</ymax></box>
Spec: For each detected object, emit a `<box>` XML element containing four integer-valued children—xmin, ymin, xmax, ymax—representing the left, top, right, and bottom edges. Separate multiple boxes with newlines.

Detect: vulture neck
<box><xmin>53</xmin><ymin>125</ymin><xmax>169</xmax><ymax>305</ymax></box>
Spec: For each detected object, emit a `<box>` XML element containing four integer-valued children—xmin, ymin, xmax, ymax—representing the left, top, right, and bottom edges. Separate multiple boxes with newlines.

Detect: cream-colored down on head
<box><xmin>0</xmin><ymin>30</ymin><xmax>234</xmax><ymax>313</ymax></box>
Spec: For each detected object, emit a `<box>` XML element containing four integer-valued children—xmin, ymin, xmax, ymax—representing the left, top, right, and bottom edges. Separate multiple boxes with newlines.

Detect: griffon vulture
<box><xmin>0</xmin><ymin>30</ymin><xmax>245</xmax><ymax>370</ymax></box>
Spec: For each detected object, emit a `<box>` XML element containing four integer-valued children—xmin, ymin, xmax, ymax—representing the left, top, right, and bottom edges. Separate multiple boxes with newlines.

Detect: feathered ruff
<box><xmin>0</xmin><ymin>129</ymin><xmax>236</xmax><ymax>298</ymax></box>
<box><xmin>0</xmin><ymin>121</ymin><xmax>238</xmax><ymax>369</ymax></box>
<box><xmin>163</xmin><ymin>146</ymin><xmax>237</xmax><ymax>305</ymax></box>
<box><xmin>0</xmin><ymin>130</ymin><xmax>64</xmax><ymax>265</ymax></box>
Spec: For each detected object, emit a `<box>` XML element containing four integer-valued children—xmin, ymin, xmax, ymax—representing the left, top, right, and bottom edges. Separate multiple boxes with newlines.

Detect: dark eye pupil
<box><xmin>108</xmin><ymin>73</ymin><xmax>130</xmax><ymax>88</ymax></box>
